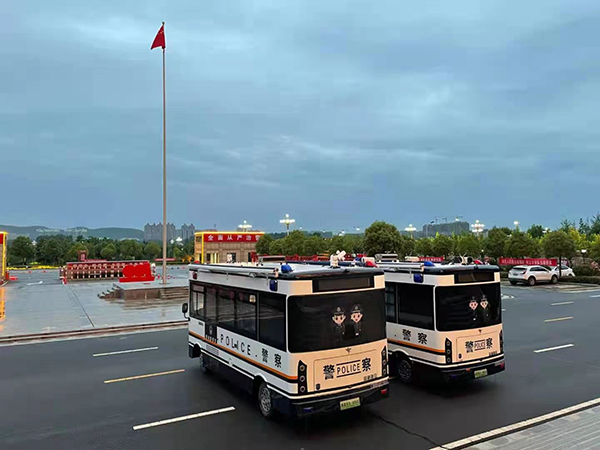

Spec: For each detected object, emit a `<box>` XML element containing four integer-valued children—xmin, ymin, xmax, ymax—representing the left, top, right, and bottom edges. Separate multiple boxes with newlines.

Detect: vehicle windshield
<box><xmin>435</xmin><ymin>283</ymin><xmax>501</xmax><ymax>332</ymax></box>
<box><xmin>287</xmin><ymin>290</ymin><xmax>386</xmax><ymax>353</ymax></box>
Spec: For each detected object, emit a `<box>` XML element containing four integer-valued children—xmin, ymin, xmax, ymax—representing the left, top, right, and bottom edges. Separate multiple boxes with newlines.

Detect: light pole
<box><xmin>514</xmin><ymin>221</ymin><xmax>520</xmax><ymax>230</ymax></box>
<box><xmin>471</xmin><ymin>220</ymin><xmax>485</xmax><ymax>238</ymax></box>
<box><xmin>543</xmin><ymin>227</ymin><xmax>550</xmax><ymax>234</ymax></box>
<box><xmin>238</xmin><ymin>220</ymin><xmax>252</xmax><ymax>232</ymax></box>
<box><xmin>279</xmin><ymin>214</ymin><xmax>295</xmax><ymax>235</ymax></box>
<box><xmin>405</xmin><ymin>224</ymin><xmax>417</xmax><ymax>238</ymax></box>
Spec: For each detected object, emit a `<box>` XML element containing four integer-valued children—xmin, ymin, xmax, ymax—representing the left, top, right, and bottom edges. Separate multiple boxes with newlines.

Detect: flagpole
<box><xmin>161</xmin><ymin>22</ymin><xmax>167</xmax><ymax>285</ymax></box>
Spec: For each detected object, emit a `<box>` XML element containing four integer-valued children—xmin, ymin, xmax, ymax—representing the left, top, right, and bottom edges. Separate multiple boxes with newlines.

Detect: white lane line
<box><xmin>545</xmin><ymin>317</ymin><xmax>573</xmax><ymax>323</ymax></box>
<box><xmin>430</xmin><ymin>396</ymin><xmax>600</xmax><ymax>450</ymax></box>
<box><xmin>502</xmin><ymin>309</ymin><xmax>506</xmax><ymax>312</ymax></box>
<box><xmin>133</xmin><ymin>406</ymin><xmax>236</xmax><ymax>430</ymax></box>
<box><xmin>534</xmin><ymin>344</ymin><xmax>575</xmax><ymax>354</ymax></box>
<box><xmin>26</xmin><ymin>281</ymin><xmax>43</xmax><ymax>286</ymax></box>
<box><xmin>591</xmin><ymin>295</ymin><xmax>600</xmax><ymax>298</ymax></box>
<box><xmin>104</xmin><ymin>369</ymin><xmax>185</xmax><ymax>384</ymax></box>
<box><xmin>93</xmin><ymin>347</ymin><xmax>158</xmax><ymax>357</ymax></box>
<box><xmin>551</xmin><ymin>301</ymin><xmax>574</xmax><ymax>306</ymax></box>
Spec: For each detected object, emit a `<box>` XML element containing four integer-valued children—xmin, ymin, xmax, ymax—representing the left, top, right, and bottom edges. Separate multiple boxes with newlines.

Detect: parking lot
<box><xmin>2</xmin><ymin>283</ymin><xmax>600</xmax><ymax>449</ymax></box>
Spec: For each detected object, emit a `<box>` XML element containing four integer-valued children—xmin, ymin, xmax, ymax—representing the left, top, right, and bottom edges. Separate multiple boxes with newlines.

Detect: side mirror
<box><xmin>182</xmin><ymin>303</ymin><xmax>188</xmax><ymax>315</ymax></box>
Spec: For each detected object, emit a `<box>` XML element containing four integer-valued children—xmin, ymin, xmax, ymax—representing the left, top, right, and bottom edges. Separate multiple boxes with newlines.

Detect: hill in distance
<box><xmin>0</xmin><ymin>225</ymin><xmax>144</xmax><ymax>241</ymax></box>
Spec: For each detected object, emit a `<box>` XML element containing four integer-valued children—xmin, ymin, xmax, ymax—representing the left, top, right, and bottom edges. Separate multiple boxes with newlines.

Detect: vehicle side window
<box><xmin>397</xmin><ymin>283</ymin><xmax>434</xmax><ymax>330</ymax></box>
<box><xmin>190</xmin><ymin>283</ymin><xmax>205</xmax><ymax>319</ymax></box>
<box><xmin>236</xmin><ymin>291</ymin><xmax>257</xmax><ymax>339</ymax></box>
<box><xmin>205</xmin><ymin>287</ymin><xmax>217</xmax><ymax>322</ymax></box>
<box><xmin>259</xmin><ymin>292</ymin><xmax>286</xmax><ymax>351</ymax></box>
<box><xmin>217</xmin><ymin>287</ymin><xmax>236</xmax><ymax>329</ymax></box>
<box><xmin>385</xmin><ymin>284</ymin><xmax>396</xmax><ymax>322</ymax></box>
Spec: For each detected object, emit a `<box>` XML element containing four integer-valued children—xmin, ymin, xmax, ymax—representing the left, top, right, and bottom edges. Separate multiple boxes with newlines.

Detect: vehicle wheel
<box><xmin>551</xmin><ymin>275</ymin><xmax>558</xmax><ymax>284</ymax></box>
<box><xmin>199</xmin><ymin>353</ymin><xmax>210</xmax><ymax>373</ymax></box>
<box><xmin>528</xmin><ymin>277</ymin><xmax>536</xmax><ymax>286</ymax></box>
<box><xmin>257</xmin><ymin>381</ymin><xmax>275</xmax><ymax>418</ymax></box>
<box><xmin>509</xmin><ymin>281</ymin><xmax>518</xmax><ymax>286</ymax></box>
<box><xmin>395</xmin><ymin>355</ymin><xmax>414</xmax><ymax>384</ymax></box>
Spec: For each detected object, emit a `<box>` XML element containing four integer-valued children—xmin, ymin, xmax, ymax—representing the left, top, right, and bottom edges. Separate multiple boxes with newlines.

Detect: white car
<box><xmin>508</xmin><ymin>265</ymin><xmax>559</xmax><ymax>286</ymax></box>
<box><xmin>550</xmin><ymin>265</ymin><xmax>574</xmax><ymax>277</ymax></box>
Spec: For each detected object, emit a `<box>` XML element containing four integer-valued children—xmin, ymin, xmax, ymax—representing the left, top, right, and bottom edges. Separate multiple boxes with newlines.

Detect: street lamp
<box><xmin>471</xmin><ymin>220</ymin><xmax>485</xmax><ymax>237</ymax></box>
<box><xmin>238</xmin><ymin>220</ymin><xmax>252</xmax><ymax>232</ymax></box>
<box><xmin>404</xmin><ymin>224</ymin><xmax>417</xmax><ymax>238</ymax></box>
<box><xmin>543</xmin><ymin>227</ymin><xmax>550</xmax><ymax>234</ymax></box>
<box><xmin>279</xmin><ymin>214</ymin><xmax>295</xmax><ymax>235</ymax></box>
<box><xmin>514</xmin><ymin>221</ymin><xmax>520</xmax><ymax>230</ymax></box>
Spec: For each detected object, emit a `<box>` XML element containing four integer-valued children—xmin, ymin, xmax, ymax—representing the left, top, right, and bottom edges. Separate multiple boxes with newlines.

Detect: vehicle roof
<box><xmin>379</xmin><ymin>263</ymin><xmax>500</xmax><ymax>275</ymax></box>
<box><xmin>189</xmin><ymin>263</ymin><xmax>384</xmax><ymax>280</ymax></box>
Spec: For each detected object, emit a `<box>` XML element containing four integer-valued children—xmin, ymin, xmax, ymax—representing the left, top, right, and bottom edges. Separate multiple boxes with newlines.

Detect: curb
<box><xmin>0</xmin><ymin>320</ymin><xmax>188</xmax><ymax>344</ymax></box>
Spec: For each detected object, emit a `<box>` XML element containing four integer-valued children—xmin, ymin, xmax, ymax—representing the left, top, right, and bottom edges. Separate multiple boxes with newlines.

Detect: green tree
<box><xmin>9</xmin><ymin>236</ymin><xmax>36</xmax><ymax>265</ymax></box>
<box><xmin>414</xmin><ymin>238</ymin><xmax>434</xmax><ymax>256</ymax></box>
<box><xmin>36</xmin><ymin>236</ymin><xmax>71</xmax><ymax>265</ymax></box>
<box><xmin>66</xmin><ymin>242</ymin><xmax>89</xmax><ymax>262</ymax></box>
<box><xmin>578</xmin><ymin>218</ymin><xmax>591</xmax><ymax>237</ymax></box>
<box><xmin>590</xmin><ymin>213</ymin><xmax>600</xmax><ymax>236</ymax></box>
<box><xmin>269</xmin><ymin>239</ymin><xmax>284</xmax><ymax>255</ymax></box>
<box><xmin>542</xmin><ymin>231</ymin><xmax>576</xmax><ymax>263</ymax></box>
<box><xmin>256</xmin><ymin>234</ymin><xmax>274</xmax><ymax>255</ymax></box>
<box><xmin>589</xmin><ymin>236</ymin><xmax>600</xmax><ymax>262</ymax></box>
<box><xmin>559</xmin><ymin>219</ymin><xmax>576</xmax><ymax>233</ymax></box>
<box><xmin>504</xmin><ymin>231</ymin><xmax>536</xmax><ymax>258</ymax></box>
<box><xmin>281</xmin><ymin>230</ymin><xmax>306</xmax><ymax>255</ymax></box>
<box><xmin>483</xmin><ymin>228</ymin><xmax>509</xmax><ymax>259</ymax></box>
<box><xmin>100</xmin><ymin>244</ymin><xmax>117</xmax><ymax>260</ymax></box>
<box><xmin>363</xmin><ymin>221</ymin><xmax>403</xmax><ymax>256</ymax></box>
<box><xmin>144</xmin><ymin>241</ymin><xmax>162</xmax><ymax>260</ymax></box>
<box><xmin>527</xmin><ymin>224</ymin><xmax>545</xmax><ymax>239</ymax></box>
<box><xmin>432</xmin><ymin>234</ymin><xmax>454</xmax><ymax>257</ymax></box>
<box><xmin>455</xmin><ymin>234</ymin><xmax>482</xmax><ymax>257</ymax></box>
<box><xmin>403</xmin><ymin>237</ymin><xmax>416</xmax><ymax>257</ymax></box>
<box><xmin>303</xmin><ymin>235</ymin><xmax>327</xmax><ymax>255</ymax></box>
<box><xmin>119</xmin><ymin>240</ymin><xmax>143</xmax><ymax>260</ymax></box>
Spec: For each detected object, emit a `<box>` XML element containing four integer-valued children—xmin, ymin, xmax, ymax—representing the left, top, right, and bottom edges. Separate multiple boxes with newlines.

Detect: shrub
<box><xmin>560</xmin><ymin>276</ymin><xmax>600</xmax><ymax>285</ymax></box>
<box><xmin>573</xmin><ymin>265</ymin><xmax>598</xmax><ymax>277</ymax></box>
<box><xmin>500</xmin><ymin>272</ymin><xmax>508</xmax><ymax>279</ymax></box>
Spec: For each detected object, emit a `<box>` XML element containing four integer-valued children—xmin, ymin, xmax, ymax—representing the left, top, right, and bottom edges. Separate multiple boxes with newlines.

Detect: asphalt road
<box><xmin>2</xmin><ymin>285</ymin><xmax>600</xmax><ymax>449</ymax></box>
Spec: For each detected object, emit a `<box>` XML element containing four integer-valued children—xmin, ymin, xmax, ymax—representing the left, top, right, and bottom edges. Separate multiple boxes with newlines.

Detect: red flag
<box><xmin>151</xmin><ymin>23</ymin><xmax>166</xmax><ymax>50</ymax></box>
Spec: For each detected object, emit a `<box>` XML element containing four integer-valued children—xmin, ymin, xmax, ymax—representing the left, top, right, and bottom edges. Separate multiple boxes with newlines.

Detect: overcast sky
<box><xmin>2</xmin><ymin>1</ymin><xmax>599</xmax><ymax>232</ymax></box>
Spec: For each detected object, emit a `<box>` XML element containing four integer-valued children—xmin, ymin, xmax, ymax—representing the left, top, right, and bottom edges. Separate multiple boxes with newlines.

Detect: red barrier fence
<box><xmin>498</xmin><ymin>258</ymin><xmax>558</xmax><ymax>266</ymax></box>
<box><xmin>63</xmin><ymin>260</ymin><xmax>153</xmax><ymax>281</ymax></box>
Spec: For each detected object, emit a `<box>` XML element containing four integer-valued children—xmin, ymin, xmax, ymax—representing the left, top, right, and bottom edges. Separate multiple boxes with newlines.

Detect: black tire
<box><xmin>528</xmin><ymin>277</ymin><xmax>536</xmax><ymax>286</ymax></box>
<box><xmin>510</xmin><ymin>281</ymin><xmax>518</xmax><ymax>286</ymax></box>
<box><xmin>199</xmin><ymin>352</ymin><xmax>209</xmax><ymax>373</ymax></box>
<box><xmin>551</xmin><ymin>275</ymin><xmax>558</xmax><ymax>284</ymax></box>
<box><xmin>395</xmin><ymin>355</ymin><xmax>414</xmax><ymax>384</ymax></box>
<box><xmin>257</xmin><ymin>381</ymin><xmax>275</xmax><ymax>418</ymax></box>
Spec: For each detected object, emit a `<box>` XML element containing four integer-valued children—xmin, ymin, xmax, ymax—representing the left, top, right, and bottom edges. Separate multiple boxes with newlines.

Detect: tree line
<box><xmin>256</xmin><ymin>219</ymin><xmax>600</xmax><ymax>264</ymax></box>
<box><xmin>7</xmin><ymin>235</ymin><xmax>195</xmax><ymax>266</ymax></box>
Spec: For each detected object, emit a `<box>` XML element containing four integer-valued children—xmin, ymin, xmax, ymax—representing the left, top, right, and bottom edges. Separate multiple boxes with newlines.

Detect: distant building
<box><xmin>180</xmin><ymin>223</ymin><xmax>196</xmax><ymax>241</ymax></box>
<box><xmin>422</xmin><ymin>221</ymin><xmax>470</xmax><ymax>238</ymax></box>
<box><xmin>144</xmin><ymin>223</ymin><xmax>176</xmax><ymax>242</ymax></box>
<box><xmin>194</xmin><ymin>230</ymin><xmax>264</xmax><ymax>263</ymax></box>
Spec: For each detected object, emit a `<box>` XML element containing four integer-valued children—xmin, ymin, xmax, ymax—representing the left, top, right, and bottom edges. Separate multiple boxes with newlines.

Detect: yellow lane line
<box><xmin>104</xmin><ymin>369</ymin><xmax>185</xmax><ymax>384</ymax></box>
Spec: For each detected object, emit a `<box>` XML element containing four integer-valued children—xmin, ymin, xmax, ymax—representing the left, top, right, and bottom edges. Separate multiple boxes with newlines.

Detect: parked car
<box><xmin>508</xmin><ymin>265</ymin><xmax>558</xmax><ymax>286</ymax></box>
<box><xmin>550</xmin><ymin>265</ymin><xmax>574</xmax><ymax>277</ymax></box>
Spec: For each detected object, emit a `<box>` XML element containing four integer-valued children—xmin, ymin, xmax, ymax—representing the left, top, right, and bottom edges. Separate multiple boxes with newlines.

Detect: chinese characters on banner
<box><xmin>498</xmin><ymin>258</ymin><xmax>558</xmax><ymax>266</ymax></box>
<box><xmin>203</xmin><ymin>233</ymin><xmax>264</xmax><ymax>243</ymax></box>
<box><xmin>419</xmin><ymin>256</ymin><xmax>445</xmax><ymax>263</ymax></box>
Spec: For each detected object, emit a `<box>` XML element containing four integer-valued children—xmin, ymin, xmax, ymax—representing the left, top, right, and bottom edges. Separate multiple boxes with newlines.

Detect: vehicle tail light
<box><xmin>381</xmin><ymin>347</ymin><xmax>388</xmax><ymax>376</ymax></box>
<box><xmin>298</xmin><ymin>360</ymin><xmax>307</xmax><ymax>394</ymax></box>
<box><xmin>445</xmin><ymin>338</ymin><xmax>452</xmax><ymax>364</ymax></box>
<box><xmin>381</xmin><ymin>388</ymin><xmax>388</xmax><ymax>395</ymax></box>
<box><xmin>500</xmin><ymin>330</ymin><xmax>504</xmax><ymax>353</ymax></box>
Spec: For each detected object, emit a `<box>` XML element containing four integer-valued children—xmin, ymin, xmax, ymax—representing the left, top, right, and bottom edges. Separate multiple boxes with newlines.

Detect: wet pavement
<box><xmin>0</xmin><ymin>267</ymin><xmax>190</xmax><ymax>337</ymax></box>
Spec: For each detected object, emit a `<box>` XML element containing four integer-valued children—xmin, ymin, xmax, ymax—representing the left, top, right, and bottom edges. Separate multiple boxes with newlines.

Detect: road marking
<box><xmin>591</xmin><ymin>295</ymin><xmax>600</xmax><ymax>298</ymax></box>
<box><xmin>502</xmin><ymin>309</ymin><xmax>506</xmax><ymax>312</ymax></box>
<box><xmin>93</xmin><ymin>347</ymin><xmax>158</xmax><ymax>357</ymax></box>
<box><xmin>104</xmin><ymin>369</ymin><xmax>184</xmax><ymax>384</ymax></box>
<box><xmin>26</xmin><ymin>281</ymin><xmax>43</xmax><ymax>286</ymax></box>
<box><xmin>545</xmin><ymin>317</ymin><xmax>573</xmax><ymax>323</ymax></box>
<box><xmin>133</xmin><ymin>406</ymin><xmax>236</xmax><ymax>430</ymax></box>
<box><xmin>534</xmin><ymin>344</ymin><xmax>575</xmax><ymax>353</ymax></box>
<box><xmin>430</xmin><ymin>395</ymin><xmax>600</xmax><ymax>450</ymax></box>
<box><xmin>551</xmin><ymin>301</ymin><xmax>574</xmax><ymax>306</ymax></box>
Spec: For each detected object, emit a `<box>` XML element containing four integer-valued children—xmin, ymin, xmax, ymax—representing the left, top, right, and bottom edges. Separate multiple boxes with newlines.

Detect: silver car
<box><xmin>508</xmin><ymin>265</ymin><xmax>559</xmax><ymax>286</ymax></box>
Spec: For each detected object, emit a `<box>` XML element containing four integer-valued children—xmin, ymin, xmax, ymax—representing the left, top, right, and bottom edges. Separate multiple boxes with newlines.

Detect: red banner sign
<box><xmin>202</xmin><ymin>232</ymin><xmax>263</xmax><ymax>243</ymax></box>
<box><xmin>498</xmin><ymin>258</ymin><xmax>558</xmax><ymax>266</ymax></box>
<box><xmin>419</xmin><ymin>256</ymin><xmax>444</xmax><ymax>263</ymax></box>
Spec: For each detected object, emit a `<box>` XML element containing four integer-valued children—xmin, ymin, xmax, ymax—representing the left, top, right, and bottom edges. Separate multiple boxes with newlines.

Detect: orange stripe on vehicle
<box><xmin>388</xmin><ymin>338</ymin><xmax>445</xmax><ymax>355</ymax></box>
<box><xmin>189</xmin><ymin>331</ymin><xmax>298</xmax><ymax>381</ymax></box>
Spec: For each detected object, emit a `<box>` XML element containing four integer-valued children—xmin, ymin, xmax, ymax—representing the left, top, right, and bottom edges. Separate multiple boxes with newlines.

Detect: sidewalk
<box><xmin>467</xmin><ymin>405</ymin><xmax>600</xmax><ymax>449</ymax></box>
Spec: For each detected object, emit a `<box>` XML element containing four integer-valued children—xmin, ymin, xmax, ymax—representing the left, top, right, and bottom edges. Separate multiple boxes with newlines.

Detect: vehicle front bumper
<box><xmin>272</xmin><ymin>380</ymin><xmax>389</xmax><ymax>418</ymax></box>
<box><xmin>440</xmin><ymin>357</ymin><xmax>505</xmax><ymax>382</ymax></box>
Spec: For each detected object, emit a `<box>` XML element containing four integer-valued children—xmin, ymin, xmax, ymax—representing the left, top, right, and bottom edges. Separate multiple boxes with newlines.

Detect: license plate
<box><xmin>340</xmin><ymin>397</ymin><xmax>361</xmax><ymax>411</ymax></box>
<box><xmin>474</xmin><ymin>369</ymin><xmax>488</xmax><ymax>379</ymax></box>
<box><xmin>474</xmin><ymin>340</ymin><xmax>486</xmax><ymax>351</ymax></box>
